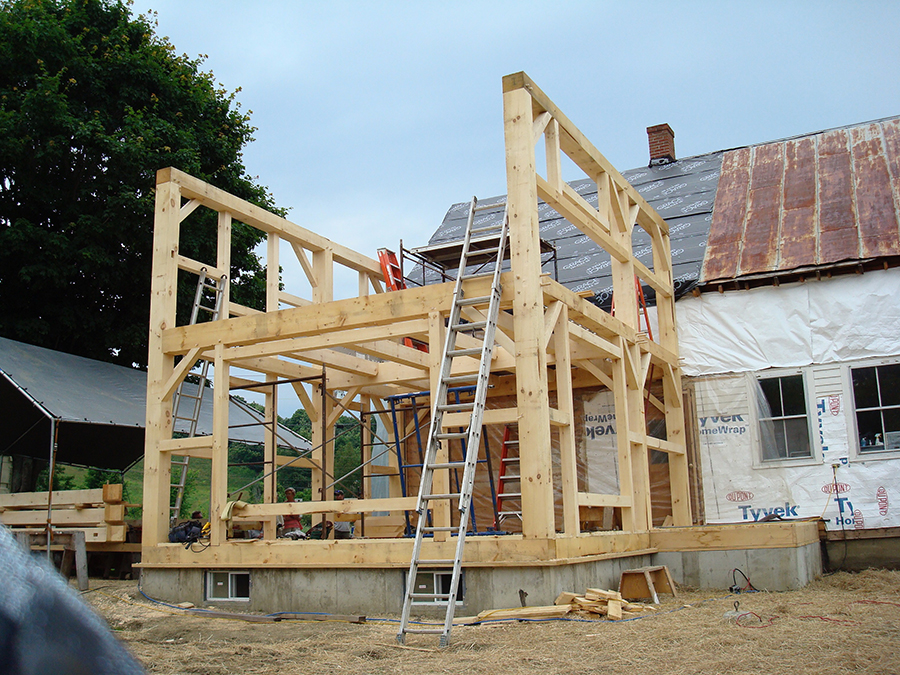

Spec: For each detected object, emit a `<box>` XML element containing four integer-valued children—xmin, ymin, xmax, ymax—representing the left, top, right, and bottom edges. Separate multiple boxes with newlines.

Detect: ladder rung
<box><xmin>456</xmin><ymin>295</ymin><xmax>491</xmax><ymax>306</ymax></box>
<box><xmin>465</xmin><ymin>247</ymin><xmax>499</xmax><ymax>258</ymax></box>
<box><xmin>473</xmin><ymin>202</ymin><xmax>504</xmax><ymax>212</ymax></box>
<box><xmin>437</xmin><ymin>402</ymin><xmax>474</xmax><ymax>413</ymax></box>
<box><xmin>499</xmin><ymin>510</ymin><xmax>522</xmax><ymax>517</ymax></box>
<box><xmin>443</xmin><ymin>374</ymin><xmax>478</xmax><ymax>385</ymax></box>
<box><xmin>416</xmin><ymin>559</ymin><xmax>455</xmax><ymax>566</ymax></box>
<box><xmin>428</xmin><ymin>461</ymin><xmax>466</xmax><ymax>470</ymax></box>
<box><xmin>452</xmin><ymin>321</ymin><xmax>487</xmax><ymax>332</ymax></box>
<box><xmin>461</xmin><ymin>271</ymin><xmax>495</xmax><ymax>280</ymax></box>
<box><xmin>501</xmin><ymin>457</ymin><xmax>520</xmax><ymax>464</ymax></box>
<box><xmin>504</xmin><ymin>439</ymin><xmax>519</xmax><ymax>446</ymax></box>
<box><xmin>499</xmin><ymin>475</ymin><xmax>520</xmax><ymax>482</ymax></box>
<box><xmin>423</xmin><ymin>493</ymin><xmax>461</xmax><ymax>501</ymax></box>
<box><xmin>435</xmin><ymin>432</ymin><xmax>467</xmax><ymax>441</ymax></box>
<box><xmin>422</xmin><ymin>526</ymin><xmax>457</xmax><ymax>533</ymax></box>
<box><xmin>410</xmin><ymin>593</ymin><xmax>452</xmax><ymax>600</ymax></box>
<box><xmin>499</xmin><ymin>492</ymin><xmax>522</xmax><ymax>499</ymax></box>
<box><xmin>401</xmin><ymin>628</ymin><xmax>445</xmax><ymax>635</ymax></box>
<box><xmin>448</xmin><ymin>347</ymin><xmax>483</xmax><ymax>358</ymax></box>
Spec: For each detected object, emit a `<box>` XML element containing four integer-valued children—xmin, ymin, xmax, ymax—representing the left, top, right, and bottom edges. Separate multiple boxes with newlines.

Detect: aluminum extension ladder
<box><xmin>169</xmin><ymin>269</ymin><xmax>227</xmax><ymax>522</ymax></box>
<box><xmin>397</xmin><ymin>198</ymin><xmax>508</xmax><ymax>647</ymax></box>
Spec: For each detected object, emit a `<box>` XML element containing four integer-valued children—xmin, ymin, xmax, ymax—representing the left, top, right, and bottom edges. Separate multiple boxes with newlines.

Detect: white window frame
<box><xmin>206</xmin><ymin>570</ymin><xmax>251</xmax><ymax>601</ymax></box>
<box><xmin>846</xmin><ymin>358</ymin><xmax>900</xmax><ymax>462</ymax></box>
<box><xmin>751</xmin><ymin>368</ymin><xmax>819</xmax><ymax>468</ymax></box>
<box><xmin>408</xmin><ymin>569</ymin><xmax>464</xmax><ymax>606</ymax></box>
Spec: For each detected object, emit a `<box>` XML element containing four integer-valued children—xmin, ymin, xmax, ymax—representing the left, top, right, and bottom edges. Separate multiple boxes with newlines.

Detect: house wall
<box><xmin>677</xmin><ymin>269</ymin><xmax>900</xmax><ymax>533</ymax></box>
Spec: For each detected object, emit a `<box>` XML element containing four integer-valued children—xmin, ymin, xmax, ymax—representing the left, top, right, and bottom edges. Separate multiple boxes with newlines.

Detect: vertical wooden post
<box><xmin>428</xmin><ymin>309</ymin><xmax>450</xmax><ymax>541</ymax></box>
<box><xmin>217</xmin><ymin>211</ymin><xmax>232</xmax><ymax>314</ymax></box>
<box><xmin>503</xmin><ymin>75</ymin><xmax>555</xmax><ymax>539</ymax></box>
<box><xmin>611</xmin><ymin>338</ymin><xmax>635</xmax><ymax>532</ymax></box>
<box><xmin>312</xmin><ymin>248</ymin><xmax>334</xmax><ymax>303</ymax></box>
<box><xmin>143</xmin><ymin>173</ymin><xmax>180</xmax><ymax>546</ymax></box>
<box><xmin>553</xmin><ymin>305</ymin><xmax>580</xmax><ymax>535</ymax></box>
<box><xmin>664</xmin><ymin>365</ymin><xmax>692</xmax><ymax>525</ymax></box>
<box><xmin>209</xmin><ymin>344</ymin><xmax>230</xmax><ymax>546</ymax></box>
<box><xmin>262</xmin><ymin>381</ymin><xmax>278</xmax><ymax>539</ymax></box>
<box><xmin>267</xmin><ymin>233</ymin><xmax>280</xmax><ymax>311</ymax></box>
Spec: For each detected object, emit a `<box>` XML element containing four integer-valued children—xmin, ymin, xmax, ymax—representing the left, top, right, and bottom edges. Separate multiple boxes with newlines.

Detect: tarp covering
<box><xmin>676</xmin><ymin>269</ymin><xmax>900</xmax><ymax>377</ymax></box>
<box><xmin>0</xmin><ymin>337</ymin><xmax>309</xmax><ymax>470</ymax></box>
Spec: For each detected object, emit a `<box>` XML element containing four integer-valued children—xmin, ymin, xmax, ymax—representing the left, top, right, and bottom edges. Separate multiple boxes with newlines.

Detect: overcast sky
<box><xmin>131</xmin><ymin>0</ymin><xmax>900</xmax><ymax>414</ymax></box>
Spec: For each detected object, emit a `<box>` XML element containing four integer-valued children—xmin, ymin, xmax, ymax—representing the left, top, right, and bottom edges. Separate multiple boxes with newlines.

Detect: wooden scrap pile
<box><xmin>465</xmin><ymin>588</ymin><xmax>657</xmax><ymax>624</ymax></box>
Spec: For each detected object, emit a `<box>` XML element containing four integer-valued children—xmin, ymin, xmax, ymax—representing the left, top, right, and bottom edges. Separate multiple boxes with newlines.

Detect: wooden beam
<box><xmin>157</xmin><ymin>167</ymin><xmax>383</xmax><ymax>277</ymax></box>
<box><xmin>505</xmin><ymin>81</ymin><xmax>555</xmax><ymax>539</ymax></box>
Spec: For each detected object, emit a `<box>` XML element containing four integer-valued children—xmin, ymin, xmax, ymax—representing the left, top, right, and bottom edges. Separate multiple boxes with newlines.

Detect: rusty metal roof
<box><xmin>702</xmin><ymin>117</ymin><xmax>900</xmax><ymax>284</ymax></box>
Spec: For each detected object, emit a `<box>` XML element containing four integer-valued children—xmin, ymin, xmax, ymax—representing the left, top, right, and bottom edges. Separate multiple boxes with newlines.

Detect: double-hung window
<box><xmin>850</xmin><ymin>363</ymin><xmax>900</xmax><ymax>453</ymax></box>
<box><xmin>757</xmin><ymin>374</ymin><xmax>811</xmax><ymax>460</ymax></box>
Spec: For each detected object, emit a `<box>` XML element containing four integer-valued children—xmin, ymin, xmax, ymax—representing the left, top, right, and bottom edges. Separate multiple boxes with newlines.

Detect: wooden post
<box><xmin>209</xmin><ymin>344</ymin><xmax>230</xmax><ymax>546</ymax></box>
<box><xmin>429</xmin><ymin>309</ymin><xmax>450</xmax><ymax>541</ymax></box>
<box><xmin>143</xmin><ymin>173</ymin><xmax>181</xmax><ymax>546</ymax></box>
<box><xmin>503</xmin><ymin>74</ymin><xmax>555</xmax><ymax>539</ymax></box>
<box><xmin>553</xmin><ymin>304</ymin><xmax>580</xmax><ymax>535</ymax></box>
<box><xmin>263</xmin><ymin>381</ymin><xmax>278</xmax><ymax>539</ymax></box>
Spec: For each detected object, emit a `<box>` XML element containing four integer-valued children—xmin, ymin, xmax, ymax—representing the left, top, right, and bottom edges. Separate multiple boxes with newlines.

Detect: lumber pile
<box><xmin>463</xmin><ymin>587</ymin><xmax>658</xmax><ymax>624</ymax></box>
<box><xmin>0</xmin><ymin>484</ymin><xmax>128</xmax><ymax>543</ymax></box>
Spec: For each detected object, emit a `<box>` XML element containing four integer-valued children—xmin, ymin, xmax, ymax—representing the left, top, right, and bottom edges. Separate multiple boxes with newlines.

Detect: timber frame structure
<box><xmin>141</xmin><ymin>72</ymin><xmax>693</xmax><ymax>572</ymax></box>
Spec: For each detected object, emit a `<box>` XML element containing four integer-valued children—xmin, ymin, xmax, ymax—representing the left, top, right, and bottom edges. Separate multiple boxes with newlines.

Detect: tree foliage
<box><xmin>0</xmin><ymin>0</ymin><xmax>277</xmax><ymax>367</ymax></box>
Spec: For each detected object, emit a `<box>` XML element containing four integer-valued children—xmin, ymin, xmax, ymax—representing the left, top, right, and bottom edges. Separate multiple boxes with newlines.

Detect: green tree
<box><xmin>81</xmin><ymin>466</ymin><xmax>119</xmax><ymax>489</ymax></box>
<box><xmin>0</xmin><ymin>0</ymin><xmax>277</xmax><ymax>367</ymax></box>
<box><xmin>35</xmin><ymin>464</ymin><xmax>77</xmax><ymax>491</ymax></box>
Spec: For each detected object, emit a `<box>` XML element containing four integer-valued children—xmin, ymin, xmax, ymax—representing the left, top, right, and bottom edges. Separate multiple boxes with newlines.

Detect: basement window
<box><xmin>206</xmin><ymin>571</ymin><xmax>251</xmax><ymax>601</ymax></box>
<box><xmin>410</xmin><ymin>570</ymin><xmax>464</xmax><ymax>605</ymax></box>
<box><xmin>756</xmin><ymin>374</ymin><xmax>812</xmax><ymax>460</ymax></box>
<box><xmin>850</xmin><ymin>363</ymin><xmax>900</xmax><ymax>453</ymax></box>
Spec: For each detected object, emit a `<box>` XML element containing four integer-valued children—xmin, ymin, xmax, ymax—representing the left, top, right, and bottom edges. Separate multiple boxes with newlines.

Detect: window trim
<box><xmin>408</xmin><ymin>569</ymin><xmax>464</xmax><ymax>606</ymax></box>
<box><xmin>206</xmin><ymin>570</ymin><xmax>251</xmax><ymax>601</ymax></box>
<box><xmin>846</xmin><ymin>358</ymin><xmax>900</xmax><ymax>462</ymax></box>
<box><xmin>751</xmin><ymin>369</ymin><xmax>820</xmax><ymax>468</ymax></box>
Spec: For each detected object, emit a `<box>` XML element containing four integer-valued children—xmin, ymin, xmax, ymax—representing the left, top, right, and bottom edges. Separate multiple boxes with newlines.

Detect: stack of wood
<box><xmin>0</xmin><ymin>484</ymin><xmax>128</xmax><ymax>544</ymax></box>
<box><xmin>462</xmin><ymin>587</ymin><xmax>657</xmax><ymax>624</ymax></box>
<box><xmin>554</xmin><ymin>587</ymin><xmax>658</xmax><ymax>620</ymax></box>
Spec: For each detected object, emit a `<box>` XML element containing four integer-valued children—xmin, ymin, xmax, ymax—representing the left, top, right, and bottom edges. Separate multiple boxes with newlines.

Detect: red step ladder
<box><xmin>494</xmin><ymin>425</ymin><xmax>521</xmax><ymax>529</ymax></box>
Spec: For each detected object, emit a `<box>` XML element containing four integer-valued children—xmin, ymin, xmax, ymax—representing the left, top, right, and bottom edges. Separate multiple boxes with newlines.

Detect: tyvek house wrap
<box><xmin>676</xmin><ymin>268</ymin><xmax>900</xmax><ymax>532</ymax></box>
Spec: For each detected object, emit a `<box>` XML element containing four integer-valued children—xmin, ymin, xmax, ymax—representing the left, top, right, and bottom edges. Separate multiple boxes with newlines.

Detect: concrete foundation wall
<box><xmin>140</xmin><ymin>543</ymin><xmax>822</xmax><ymax>615</ymax></box>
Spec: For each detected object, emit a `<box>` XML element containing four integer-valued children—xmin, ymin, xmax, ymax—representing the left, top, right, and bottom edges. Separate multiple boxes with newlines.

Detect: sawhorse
<box><xmin>16</xmin><ymin>531</ymin><xmax>89</xmax><ymax>591</ymax></box>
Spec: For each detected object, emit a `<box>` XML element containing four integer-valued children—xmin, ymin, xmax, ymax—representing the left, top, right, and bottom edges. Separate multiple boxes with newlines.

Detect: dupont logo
<box><xmin>822</xmin><ymin>482</ymin><xmax>851</xmax><ymax>494</ymax></box>
<box><xmin>853</xmin><ymin>509</ymin><xmax>865</xmax><ymax>529</ymax></box>
<box><xmin>726</xmin><ymin>491</ymin><xmax>753</xmax><ymax>503</ymax></box>
<box><xmin>877</xmin><ymin>486</ymin><xmax>889</xmax><ymax>516</ymax></box>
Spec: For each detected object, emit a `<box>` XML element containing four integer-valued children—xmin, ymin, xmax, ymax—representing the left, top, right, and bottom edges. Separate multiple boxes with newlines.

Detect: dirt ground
<box><xmin>82</xmin><ymin>569</ymin><xmax>900</xmax><ymax>675</ymax></box>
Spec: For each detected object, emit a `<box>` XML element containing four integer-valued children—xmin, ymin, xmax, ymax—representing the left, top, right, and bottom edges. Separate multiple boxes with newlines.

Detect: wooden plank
<box><xmin>1</xmin><ymin>507</ymin><xmax>108</xmax><ymax>527</ymax></box>
<box><xmin>577</xmin><ymin>493</ymin><xmax>631</xmax><ymax>509</ymax></box>
<box><xmin>0</xmin><ymin>488</ymin><xmax>107</xmax><ymax>510</ymax></box>
<box><xmin>650</xmin><ymin>521</ymin><xmax>821</xmax><ymax>551</ymax></box>
<box><xmin>159</xmin><ymin>436</ymin><xmax>214</xmax><ymax>457</ymax></box>
<box><xmin>230</xmin><ymin>497</ymin><xmax>418</xmax><ymax>519</ymax></box>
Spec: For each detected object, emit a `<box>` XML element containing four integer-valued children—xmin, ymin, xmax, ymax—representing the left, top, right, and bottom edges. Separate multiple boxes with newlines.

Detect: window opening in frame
<box><xmin>756</xmin><ymin>374</ymin><xmax>811</xmax><ymax>460</ymax></box>
<box><xmin>851</xmin><ymin>363</ymin><xmax>900</xmax><ymax>453</ymax></box>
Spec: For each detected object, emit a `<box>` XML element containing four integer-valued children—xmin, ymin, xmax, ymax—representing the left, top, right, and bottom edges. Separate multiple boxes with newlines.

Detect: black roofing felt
<box><xmin>421</xmin><ymin>152</ymin><xmax>723</xmax><ymax>309</ymax></box>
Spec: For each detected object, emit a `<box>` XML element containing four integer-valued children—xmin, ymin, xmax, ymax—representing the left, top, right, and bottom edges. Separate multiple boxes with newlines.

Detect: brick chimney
<box><xmin>647</xmin><ymin>123</ymin><xmax>675</xmax><ymax>166</ymax></box>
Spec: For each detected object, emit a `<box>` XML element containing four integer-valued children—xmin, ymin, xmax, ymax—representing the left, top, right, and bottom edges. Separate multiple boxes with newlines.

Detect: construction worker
<box><xmin>333</xmin><ymin>489</ymin><xmax>352</xmax><ymax>539</ymax></box>
<box><xmin>281</xmin><ymin>487</ymin><xmax>305</xmax><ymax>539</ymax></box>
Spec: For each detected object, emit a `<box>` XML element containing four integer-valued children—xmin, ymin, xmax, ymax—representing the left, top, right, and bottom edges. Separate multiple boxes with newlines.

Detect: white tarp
<box><xmin>676</xmin><ymin>269</ymin><xmax>900</xmax><ymax>377</ymax></box>
<box><xmin>695</xmin><ymin>375</ymin><xmax>896</xmax><ymax>531</ymax></box>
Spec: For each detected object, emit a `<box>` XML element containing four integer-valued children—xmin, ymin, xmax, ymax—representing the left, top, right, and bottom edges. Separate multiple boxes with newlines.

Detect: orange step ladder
<box><xmin>377</xmin><ymin>248</ymin><xmax>428</xmax><ymax>352</ymax></box>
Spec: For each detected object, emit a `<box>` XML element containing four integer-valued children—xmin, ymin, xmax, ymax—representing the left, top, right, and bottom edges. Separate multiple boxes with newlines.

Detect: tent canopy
<box><xmin>0</xmin><ymin>337</ymin><xmax>310</xmax><ymax>470</ymax></box>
